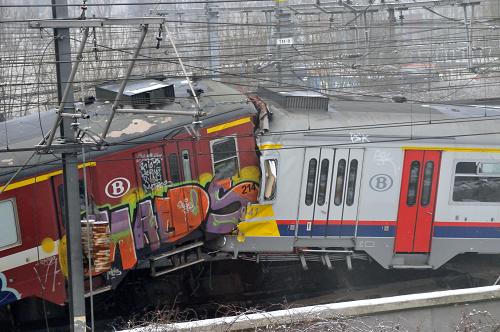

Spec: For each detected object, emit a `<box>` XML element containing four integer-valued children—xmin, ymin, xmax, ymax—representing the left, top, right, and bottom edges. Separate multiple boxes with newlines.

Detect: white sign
<box><xmin>105</xmin><ymin>177</ymin><xmax>131</xmax><ymax>199</ymax></box>
<box><xmin>276</xmin><ymin>37</ymin><xmax>294</xmax><ymax>45</ymax></box>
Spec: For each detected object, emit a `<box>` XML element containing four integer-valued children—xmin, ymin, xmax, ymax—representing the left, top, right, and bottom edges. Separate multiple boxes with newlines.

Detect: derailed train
<box><xmin>0</xmin><ymin>79</ymin><xmax>500</xmax><ymax>316</ymax></box>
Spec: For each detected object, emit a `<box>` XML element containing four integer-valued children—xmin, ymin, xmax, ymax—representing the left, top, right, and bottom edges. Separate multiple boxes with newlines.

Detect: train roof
<box><xmin>0</xmin><ymin>79</ymin><xmax>256</xmax><ymax>184</ymax></box>
<box><xmin>261</xmin><ymin>95</ymin><xmax>500</xmax><ymax>148</ymax></box>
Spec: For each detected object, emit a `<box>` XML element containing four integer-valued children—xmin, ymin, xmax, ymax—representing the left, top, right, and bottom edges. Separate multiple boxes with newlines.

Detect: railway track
<box><xmin>14</xmin><ymin>256</ymin><xmax>499</xmax><ymax>331</ymax></box>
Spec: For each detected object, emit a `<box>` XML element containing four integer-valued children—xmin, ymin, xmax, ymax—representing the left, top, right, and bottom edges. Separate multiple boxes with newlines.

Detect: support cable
<box><xmin>81</xmin><ymin>147</ymin><xmax>95</xmax><ymax>332</ymax></box>
<box><xmin>100</xmin><ymin>23</ymin><xmax>149</xmax><ymax>141</ymax></box>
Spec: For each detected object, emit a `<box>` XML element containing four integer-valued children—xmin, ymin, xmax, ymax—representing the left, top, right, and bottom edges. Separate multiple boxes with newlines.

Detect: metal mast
<box><xmin>51</xmin><ymin>0</ymin><xmax>86</xmax><ymax>330</ymax></box>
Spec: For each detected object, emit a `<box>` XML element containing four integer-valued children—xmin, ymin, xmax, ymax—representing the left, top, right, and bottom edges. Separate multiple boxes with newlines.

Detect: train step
<box><xmin>391</xmin><ymin>264</ymin><xmax>433</xmax><ymax>269</ymax></box>
<box><xmin>391</xmin><ymin>253</ymin><xmax>433</xmax><ymax>269</ymax></box>
<box><xmin>149</xmin><ymin>241</ymin><xmax>205</xmax><ymax>277</ymax></box>
<box><xmin>85</xmin><ymin>285</ymin><xmax>112</xmax><ymax>298</ymax></box>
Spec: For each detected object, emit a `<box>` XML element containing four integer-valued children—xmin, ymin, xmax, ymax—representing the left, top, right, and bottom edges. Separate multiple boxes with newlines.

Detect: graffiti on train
<box><xmin>94</xmin><ymin>175</ymin><xmax>259</xmax><ymax>273</ymax></box>
<box><xmin>0</xmin><ymin>273</ymin><xmax>20</xmax><ymax>306</ymax></box>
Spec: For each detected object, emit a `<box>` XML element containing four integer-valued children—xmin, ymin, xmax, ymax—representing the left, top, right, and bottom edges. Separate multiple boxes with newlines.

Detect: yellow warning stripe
<box><xmin>403</xmin><ymin>146</ymin><xmax>500</xmax><ymax>153</ymax></box>
<box><xmin>0</xmin><ymin>162</ymin><xmax>96</xmax><ymax>193</ymax></box>
<box><xmin>206</xmin><ymin>117</ymin><xmax>251</xmax><ymax>134</ymax></box>
<box><xmin>259</xmin><ymin>143</ymin><xmax>283</xmax><ymax>150</ymax></box>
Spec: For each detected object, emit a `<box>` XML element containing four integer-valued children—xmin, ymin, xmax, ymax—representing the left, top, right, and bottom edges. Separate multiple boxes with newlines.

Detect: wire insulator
<box><xmin>156</xmin><ymin>24</ymin><xmax>164</xmax><ymax>49</ymax></box>
<box><xmin>92</xmin><ymin>26</ymin><xmax>98</xmax><ymax>61</ymax></box>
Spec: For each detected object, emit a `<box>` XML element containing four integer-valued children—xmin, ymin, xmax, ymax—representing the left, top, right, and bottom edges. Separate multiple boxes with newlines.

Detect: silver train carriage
<box><xmin>225</xmin><ymin>92</ymin><xmax>500</xmax><ymax>270</ymax></box>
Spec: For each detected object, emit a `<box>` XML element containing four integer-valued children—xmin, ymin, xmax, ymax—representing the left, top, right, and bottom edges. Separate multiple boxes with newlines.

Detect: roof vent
<box><xmin>96</xmin><ymin>79</ymin><xmax>175</xmax><ymax>107</ymax></box>
<box><xmin>257</xmin><ymin>86</ymin><xmax>329</xmax><ymax>111</ymax></box>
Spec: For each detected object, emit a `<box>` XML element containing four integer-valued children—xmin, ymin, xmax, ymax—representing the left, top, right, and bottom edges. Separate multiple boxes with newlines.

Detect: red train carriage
<box><xmin>0</xmin><ymin>80</ymin><xmax>261</xmax><ymax>315</ymax></box>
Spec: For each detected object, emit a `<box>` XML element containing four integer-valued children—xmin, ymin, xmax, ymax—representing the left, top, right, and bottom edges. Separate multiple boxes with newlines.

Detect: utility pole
<box><xmin>28</xmin><ymin>10</ymin><xmax>164</xmax><ymax>331</ymax></box>
<box><xmin>206</xmin><ymin>0</ymin><xmax>220</xmax><ymax>80</ymax></box>
<box><xmin>274</xmin><ymin>1</ymin><xmax>292</xmax><ymax>87</ymax></box>
<box><xmin>51</xmin><ymin>0</ymin><xmax>87</xmax><ymax>331</ymax></box>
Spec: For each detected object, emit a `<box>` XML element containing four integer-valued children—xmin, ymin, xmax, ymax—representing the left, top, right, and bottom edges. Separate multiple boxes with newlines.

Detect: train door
<box><xmin>326</xmin><ymin>149</ymin><xmax>364</xmax><ymax>237</ymax></box>
<box><xmin>312</xmin><ymin>148</ymin><xmax>335</xmax><ymax>236</ymax></box>
<box><xmin>298</xmin><ymin>148</ymin><xmax>362</xmax><ymax>237</ymax></box>
<box><xmin>298</xmin><ymin>147</ymin><xmax>321</xmax><ymax>236</ymax></box>
<box><xmin>395</xmin><ymin>150</ymin><xmax>441</xmax><ymax>253</ymax></box>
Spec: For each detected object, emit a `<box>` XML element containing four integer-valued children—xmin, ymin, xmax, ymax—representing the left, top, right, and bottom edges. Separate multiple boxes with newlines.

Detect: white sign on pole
<box><xmin>276</xmin><ymin>37</ymin><xmax>294</xmax><ymax>45</ymax></box>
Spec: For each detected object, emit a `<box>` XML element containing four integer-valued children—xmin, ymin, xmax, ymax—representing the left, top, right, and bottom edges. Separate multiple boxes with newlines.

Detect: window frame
<box><xmin>334</xmin><ymin>159</ymin><xmax>347</xmax><ymax>206</ymax></box>
<box><xmin>451</xmin><ymin>159</ymin><xmax>500</xmax><ymax>205</ymax></box>
<box><xmin>0</xmin><ymin>198</ymin><xmax>21</xmax><ymax>251</ymax></box>
<box><xmin>210</xmin><ymin>136</ymin><xmax>240</xmax><ymax>179</ymax></box>
<box><xmin>181</xmin><ymin>149</ymin><xmax>192</xmax><ymax>181</ymax></box>
<box><xmin>305</xmin><ymin>158</ymin><xmax>318</xmax><ymax>206</ymax></box>
<box><xmin>345</xmin><ymin>159</ymin><xmax>359</xmax><ymax>207</ymax></box>
<box><xmin>406</xmin><ymin>160</ymin><xmax>421</xmax><ymax>207</ymax></box>
<box><xmin>420</xmin><ymin>160</ymin><xmax>434</xmax><ymax>207</ymax></box>
<box><xmin>259</xmin><ymin>158</ymin><xmax>279</xmax><ymax>203</ymax></box>
<box><xmin>167</xmin><ymin>153</ymin><xmax>181</xmax><ymax>183</ymax></box>
<box><xmin>317</xmin><ymin>158</ymin><xmax>330</xmax><ymax>206</ymax></box>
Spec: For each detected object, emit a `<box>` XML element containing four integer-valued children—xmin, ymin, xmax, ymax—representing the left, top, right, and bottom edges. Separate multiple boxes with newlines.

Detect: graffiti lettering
<box><xmin>101</xmin><ymin>209</ymin><xmax>138</xmax><ymax>270</ymax></box>
<box><xmin>94</xmin><ymin>169</ymin><xmax>259</xmax><ymax>277</ymax></box>
<box><xmin>33</xmin><ymin>256</ymin><xmax>60</xmax><ymax>293</ymax></box>
<box><xmin>0</xmin><ymin>273</ymin><xmax>19</xmax><ymax>306</ymax></box>
<box><xmin>350</xmin><ymin>132</ymin><xmax>370</xmax><ymax>143</ymax></box>
<box><xmin>134</xmin><ymin>200</ymin><xmax>160</xmax><ymax>251</ymax></box>
<box><xmin>106</xmin><ymin>267</ymin><xmax>122</xmax><ymax>279</ymax></box>
<box><xmin>374</xmin><ymin>149</ymin><xmax>397</xmax><ymax>172</ymax></box>
<box><xmin>138</xmin><ymin>154</ymin><xmax>163</xmax><ymax>192</ymax></box>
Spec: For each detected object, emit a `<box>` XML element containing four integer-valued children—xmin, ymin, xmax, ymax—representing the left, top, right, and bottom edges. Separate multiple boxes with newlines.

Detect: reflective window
<box><xmin>455</xmin><ymin>161</ymin><xmax>476</xmax><ymax>174</ymax></box>
<box><xmin>346</xmin><ymin>159</ymin><xmax>358</xmax><ymax>206</ymax></box>
<box><xmin>168</xmin><ymin>153</ymin><xmax>181</xmax><ymax>183</ymax></box>
<box><xmin>478</xmin><ymin>162</ymin><xmax>500</xmax><ymax>174</ymax></box>
<box><xmin>407</xmin><ymin>161</ymin><xmax>420</xmax><ymax>206</ymax></box>
<box><xmin>263</xmin><ymin>159</ymin><xmax>278</xmax><ymax>201</ymax></box>
<box><xmin>334</xmin><ymin>159</ymin><xmax>347</xmax><ymax>206</ymax></box>
<box><xmin>305</xmin><ymin>158</ymin><xmax>318</xmax><ymax>206</ymax></box>
<box><xmin>453</xmin><ymin>161</ymin><xmax>500</xmax><ymax>203</ymax></box>
<box><xmin>0</xmin><ymin>199</ymin><xmax>20</xmax><ymax>249</ymax></box>
<box><xmin>182</xmin><ymin>150</ymin><xmax>192</xmax><ymax>181</ymax></box>
<box><xmin>211</xmin><ymin>138</ymin><xmax>239</xmax><ymax>179</ymax></box>
<box><xmin>420</xmin><ymin>161</ymin><xmax>434</xmax><ymax>206</ymax></box>
<box><xmin>317</xmin><ymin>159</ymin><xmax>330</xmax><ymax>206</ymax></box>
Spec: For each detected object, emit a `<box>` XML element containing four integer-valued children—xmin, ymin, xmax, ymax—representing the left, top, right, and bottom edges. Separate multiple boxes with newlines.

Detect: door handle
<box><xmin>426</xmin><ymin>211</ymin><xmax>433</xmax><ymax>215</ymax></box>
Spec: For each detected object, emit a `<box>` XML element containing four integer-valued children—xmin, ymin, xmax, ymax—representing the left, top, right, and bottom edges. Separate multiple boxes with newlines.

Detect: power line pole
<box><xmin>206</xmin><ymin>0</ymin><xmax>220</xmax><ymax>80</ymax></box>
<box><xmin>51</xmin><ymin>0</ymin><xmax>87</xmax><ymax>330</ymax></box>
<box><xmin>275</xmin><ymin>1</ymin><xmax>292</xmax><ymax>87</ymax></box>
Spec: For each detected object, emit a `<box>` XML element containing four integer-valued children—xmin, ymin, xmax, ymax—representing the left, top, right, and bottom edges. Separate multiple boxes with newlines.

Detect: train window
<box><xmin>478</xmin><ymin>162</ymin><xmax>500</xmax><ymax>174</ymax></box>
<box><xmin>181</xmin><ymin>150</ymin><xmax>192</xmax><ymax>181</ymax></box>
<box><xmin>334</xmin><ymin>159</ymin><xmax>346</xmax><ymax>206</ymax></box>
<box><xmin>263</xmin><ymin>159</ymin><xmax>278</xmax><ymax>201</ymax></box>
<box><xmin>406</xmin><ymin>161</ymin><xmax>420</xmax><ymax>206</ymax></box>
<box><xmin>453</xmin><ymin>161</ymin><xmax>500</xmax><ymax>203</ymax></box>
<box><xmin>167</xmin><ymin>154</ymin><xmax>181</xmax><ymax>183</ymax></box>
<box><xmin>455</xmin><ymin>162</ymin><xmax>476</xmax><ymax>174</ymax></box>
<box><xmin>211</xmin><ymin>137</ymin><xmax>239</xmax><ymax>179</ymax></box>
<box><xmin>0</xmin><ymin>199</ymin><xmax>20</xmax><ymax>250</ymax></box>
<box><xmin>305</xmin><ymin>158</ymin><xmax>318</xmax><ymax>206</ymax></box>
<box><xmin>346</xmin><ymin>159</ymin><xmax>358</xmax><ymax>206</ymax></box>
<box><xmin>420</xmin><ymin>161</ymin><xmax>434</xmax><ymax>206</ymax></box>
<box><xmin>317</xmin><ymin>159</ymin><xmax>329</xmax><ymax>206</ymax></box>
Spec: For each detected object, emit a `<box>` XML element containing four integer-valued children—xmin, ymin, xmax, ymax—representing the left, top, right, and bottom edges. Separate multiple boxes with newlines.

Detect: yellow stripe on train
<box><xmin>0</xmin><ymin>162</ymin><xmax>96</xmax><ymax>193</ymax></box>
<box><xmin>206</xmin><ymin>117</ymin><xmax>252</xmax><ymax>134</ymax></box>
